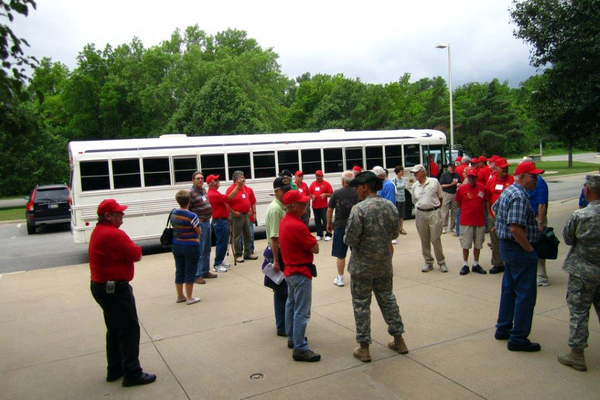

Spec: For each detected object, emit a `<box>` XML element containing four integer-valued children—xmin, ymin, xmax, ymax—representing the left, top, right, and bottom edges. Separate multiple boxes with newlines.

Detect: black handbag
<box><xmin>160</xmin><ymin>209</ymin><xmax>175</xmax><ymax>247</ymax></box>
<box><xmin>534</xmin><ymin>227</ymin><xmax>560</xmax><ymax>260</ymax></box>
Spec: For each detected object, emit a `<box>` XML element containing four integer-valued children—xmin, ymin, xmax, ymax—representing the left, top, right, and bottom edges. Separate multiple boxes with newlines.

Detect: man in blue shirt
<box><xmin>492</xmin><ymin>161</ymin><xmax>544</xmax><ymax>352</ymax></box>
<box><xmin>373</xmin><ymin>166</ymin><xmax>396</xmax><ymax>204</ymax></box>
<box><xmin>527</xmin><ymin>167</ymin><xmax>549</xmax><ymax>287</ymax></box>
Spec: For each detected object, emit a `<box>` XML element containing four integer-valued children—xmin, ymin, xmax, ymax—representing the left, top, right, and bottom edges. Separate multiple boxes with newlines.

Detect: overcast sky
<box><xmin>12</xmin><ymin>0</ymin><xmax>538</xmax><ymax>88</ymax></box>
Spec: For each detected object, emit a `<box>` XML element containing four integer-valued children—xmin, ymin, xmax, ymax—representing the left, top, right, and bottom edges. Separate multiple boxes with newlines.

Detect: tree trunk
<box><xmin>568</xmin><ymin>143</ymin><xmax>573</xmax><ymax>168</ymax></box>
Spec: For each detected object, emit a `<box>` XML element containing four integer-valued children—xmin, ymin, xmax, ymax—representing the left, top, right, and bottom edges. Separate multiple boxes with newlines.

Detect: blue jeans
<box><xmin>285</xmin><ymin>274</ymin><xmax>312</xmax><ymax>351</ymax></box>
<box><xmin>496</xmin><ymin>239</ymin><xmax>538</xmax><ymax>345</ymax></box>
<box><xmin>196</xmin><ymin>220</ymin><xmax>211</xmax><ymax>278</ymax></box>
<box><xmin>172</xmin><ymin>243</ymin><xmax>200</xmax><ymax>284</ymax></box>
<box><xmin>274</xmin><ymin>287</ymin><xmax>287</xmax><ymax>334</ymax></box>
<box><xmin>312</xmin><ymin>208</ymin><xmax>330</xmax><ymax>238</ymax></box>
<box><xmin>212</xmin><ymin>219</ymin><xmax>229</xmax><ymax>266</ymax></box>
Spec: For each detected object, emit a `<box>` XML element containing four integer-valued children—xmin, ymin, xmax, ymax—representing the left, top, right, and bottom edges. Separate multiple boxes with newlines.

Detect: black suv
<box><xmin>25</xmin><ymin>184</ymin><xmax>71</xmax><ymax>234</ymax></box>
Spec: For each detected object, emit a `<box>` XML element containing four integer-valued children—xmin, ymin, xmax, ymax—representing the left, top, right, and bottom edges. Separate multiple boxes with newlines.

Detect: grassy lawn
<box><xmin>0</xmin><ymin>207</ymin><xmax>25</xmax><ymax>222</ymax></box>
<box><xmin>536</xmin><ymin>160</ymin><xmax>599</xmax><ymax>177</ymax></box>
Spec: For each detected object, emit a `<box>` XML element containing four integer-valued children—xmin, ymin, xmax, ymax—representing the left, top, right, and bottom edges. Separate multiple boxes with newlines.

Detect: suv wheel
<box><xmin>27</xmin><ymin>221</ymin><xmax>36</xmax><ymax>235</ymax></box>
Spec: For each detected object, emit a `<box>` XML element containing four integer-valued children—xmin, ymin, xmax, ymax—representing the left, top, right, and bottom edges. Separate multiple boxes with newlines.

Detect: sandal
<box><xmin>400</xmin><ymin>229</ymin><xmax>407</xmax><ymax>235</ymax></box>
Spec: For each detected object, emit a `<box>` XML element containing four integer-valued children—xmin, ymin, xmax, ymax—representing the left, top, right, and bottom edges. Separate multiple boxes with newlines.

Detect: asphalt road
<box><xmin>0</xmin><ymin>174</ymin><xmax>590</xmax><ymax>274</ymax></box>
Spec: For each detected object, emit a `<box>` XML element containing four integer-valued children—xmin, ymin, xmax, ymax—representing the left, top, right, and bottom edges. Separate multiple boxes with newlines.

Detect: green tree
<box><xmin>510</xmin><ymin>0</ymin><xmax>600</xmax><ymax>166</ymax></box>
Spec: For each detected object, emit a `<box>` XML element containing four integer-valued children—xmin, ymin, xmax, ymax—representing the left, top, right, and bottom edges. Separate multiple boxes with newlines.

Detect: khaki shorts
<box><xmin>459</xmin><ymin>225</ymin><xmax>485</xmax><ymax>249</ymax></box>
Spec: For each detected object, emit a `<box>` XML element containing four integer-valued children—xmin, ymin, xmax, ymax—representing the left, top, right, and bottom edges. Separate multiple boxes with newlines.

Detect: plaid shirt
<box><xmin>492</xmin><ymin>182</ymin><xmax>539</xmax><ymax>243</ymax></box>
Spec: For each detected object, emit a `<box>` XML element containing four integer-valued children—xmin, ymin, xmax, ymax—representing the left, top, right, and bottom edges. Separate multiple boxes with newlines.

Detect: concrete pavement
<box><xmin>0</xmin><ymin>197</ymin><xmax>598</xmax><ymax>399</ymax></box>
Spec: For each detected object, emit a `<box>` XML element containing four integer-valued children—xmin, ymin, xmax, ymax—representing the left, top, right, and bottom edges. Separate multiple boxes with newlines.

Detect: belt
<box><xmin>199</xmin><ymin>218</ymin><xmax>211</xmax><ymax>222</ymax></box>
<box><xmin>91</xmin><ymin>280</ymin><xmax>129</xmax><ymax>289</ymax></box>
<box><xmin>212</xmin><ymin>217</ymin><xmax>227</xmax><ymax>220</ymax></box>
<box><xmin>417</xmin><ymin>206</ymin><xmax>440</xmax><ymax>212</ymax></box>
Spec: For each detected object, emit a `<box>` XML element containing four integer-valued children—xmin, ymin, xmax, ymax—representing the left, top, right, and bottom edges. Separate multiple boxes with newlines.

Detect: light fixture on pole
<box><xmin>435</xmin><ymin>43</ymin><xmax>454</xmax><ymax>153</ymax></box>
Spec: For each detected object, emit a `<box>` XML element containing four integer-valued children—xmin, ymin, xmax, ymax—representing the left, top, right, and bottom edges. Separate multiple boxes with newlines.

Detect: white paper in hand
<box><xmin>262</xmin><ymin>262</ymin><xmax>285</xmax><ymax>285</ymax></box>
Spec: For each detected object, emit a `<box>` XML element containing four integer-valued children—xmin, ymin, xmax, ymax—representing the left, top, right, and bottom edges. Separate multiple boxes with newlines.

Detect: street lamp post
<box><xmin>436</xmin><ymin>43</ymin><xmax>454</xmax><ymax>153</ymax></box>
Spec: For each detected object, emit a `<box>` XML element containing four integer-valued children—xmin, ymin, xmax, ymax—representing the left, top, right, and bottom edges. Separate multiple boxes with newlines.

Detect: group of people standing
<box><xmin>86</xmin><ymin>156</ymin><xmax>599</xmax><ymax>384</ymax></box>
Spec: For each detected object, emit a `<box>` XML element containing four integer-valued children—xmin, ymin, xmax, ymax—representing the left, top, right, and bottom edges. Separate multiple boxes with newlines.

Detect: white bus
<box><xmin>69</xmin><ymin>129</ymin><xmax>448</xmax><ymax>244</ymax></box>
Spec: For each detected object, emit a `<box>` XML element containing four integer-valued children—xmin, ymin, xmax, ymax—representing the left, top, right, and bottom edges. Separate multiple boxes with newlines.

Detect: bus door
<box><xmin>422</xmin><ymin>144</ymin><xmax>447</xmax><ymax>179</ymax></box>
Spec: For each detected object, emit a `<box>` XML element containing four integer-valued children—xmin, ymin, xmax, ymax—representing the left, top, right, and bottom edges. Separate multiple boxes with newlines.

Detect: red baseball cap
<box><xmin>206</xmin><ymin>174</ymin><xmax>220</xmax><ymax>184</ymax></box>
<box><xmin>294</xmin><ymin>170</ymin><xmax>304</xmax><ymax>177</ymax></box>
<box><xmin>495</xmin><ymin>158</ymin><xmax>509</xmax><ymax>168</ymax></box>
<box><xmin>315</xmin><ymin>170</ymin><xmax>324</xmax><ymax>176</ymax></box>
<box><xmin>466</xmin><ymin>168</ymin><xmax>478</xmax><ymax>177</ymax></box>
<box><xmin>97</xmin><ymin>199</ymin><xmax>127</xmax><ymax>215</ymax></box>
<box><xmin>471</xmin><ymin>157</ymin><xmax>479</xmax><ymax>163</ymax></box>
<box><xmin>515</xmin><ymin>161</ymin><xmax>544</xmax><ymax>176</ymax></box>
<box><xmin>479</xmin><ymin>156</ymin><xmax>488</xmax><ymax>162</ymax></box>
<box><xmin>352</xmin><ymin>166</ymin><xmax>362</xmax><ymax>173</ymax></box>
<box><xmin>489</xmin><ymin>155</ymin><xmax>500</xmax><ymax>162</ymax></box>
<box><xmin>283</xmin><ymin>190</ymin><xmax>310</xmax><ymax>205</ymax></box>
<box><xmin>456</xmin><ymin>156</ymin><xmax>462</xmax><ymax>162</ymax></box>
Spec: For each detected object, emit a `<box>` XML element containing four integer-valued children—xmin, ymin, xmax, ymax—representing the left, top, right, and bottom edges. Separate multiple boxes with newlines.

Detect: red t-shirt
<box><xmin>430</xmin><ymin>161</ymin><xmax>439</xmax><ymax>177</ymax></box>
<box><xmin>89</xmin><ymin>222</ymin><xmax>142</xmax><ymax>282</ymax></box>
<box><xmin>226</xmin><ymin>184</ymin><xmax>252</xmax><ymax>213</ymax></box>
<box><xmin>455</xmin><ymin>164</ymin><xmax>467</xmax><ymax>182</ymax></box>
<box><xmin>207</xmin><ymin>187</ymin><xmax>230</xmax><ymax>219</ymax></box>
<box><xmin>246</xmin><ymin>187</ymin><xmax>257</xmax><ymax>222</ymax></box>
<box><xmin>485</xmin><ymin>174</ymin><xmax>515</xmax><ymax>217</ymax></box>
<box><xmin>455</xmin><ymin>183</ymin><xmax>486</xmax><ymax>226</ymax></box>
<box><xmin>309</xmin><ymin>180</ymin><xmax>333</xmax><ymax>209</ymax></box>
<box><xmin>280</xmin><ymin>212</ymin><xmax>317</xmax><ymax>280</ymax></box>
<box><xmin>295</xmin><ymin>181</ymin><xmax>310</xmax><ymax>196</ymax></box>
<box><xmin>477</xmin><ymin>165</ymin><xmax>492</xmax><ymax>185</ymax></box>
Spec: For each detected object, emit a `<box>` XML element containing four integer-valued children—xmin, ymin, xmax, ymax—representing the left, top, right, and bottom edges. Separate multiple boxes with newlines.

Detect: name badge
<box><xmin>202</xmin><ymin>196</ymin><xmax>207</xmax><ymax>201</ymax></box>
<box><xmin>242</xmin><ymin>194</ymin><xmax>247</xmax><ymax>199</ymax></box>
<box><xmin>298</xmin><ymin>189</ymin><xmax>303</xmax><ymax>193</ymax></box>
<box><xmin>495</xmin><ymin>184</ymin><xmax>504</xmax><ymax>191</ymax></box>
<box><xmin>478</xmin><ymin>191</ymin><xmax>484</xmax><ymax>198</ymax></box>
<box><xmin>315</xmin><ymin>187</ymin><xmax>321</xmax><ymax>192</ymax></box>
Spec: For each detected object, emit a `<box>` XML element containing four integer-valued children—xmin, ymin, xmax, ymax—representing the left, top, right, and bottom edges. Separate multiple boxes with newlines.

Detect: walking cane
<box><xmin>228</xmin><ymin>217</ymin><xmax>237</xmax><ymax>266</ymax></box>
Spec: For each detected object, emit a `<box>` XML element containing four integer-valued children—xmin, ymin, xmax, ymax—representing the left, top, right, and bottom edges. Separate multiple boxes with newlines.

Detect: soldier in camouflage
<box><xmin>344</xmin><ymin>171</ymin><xmax>408</xmax><ymax>362</ymax></box>
<box><xmin>558</xmin><ymin>174</ymin><xmax>600</xmax><ymax>372</ymax></box>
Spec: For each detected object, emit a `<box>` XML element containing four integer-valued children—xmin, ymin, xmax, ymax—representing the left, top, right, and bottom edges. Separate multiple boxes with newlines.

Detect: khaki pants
<box><xmin>441</xmin><ymin>192</ymin><xmax>457</xmax><ymax>230</ymax></box>
<box><xmin>488</xmin><ymin>214</ymin><xmax>503</xmax><ymax>267</ymax></box>
<box><xmin>415</xmin><ymin>209</ymin><xmax>446</xmax><ymax>266</ymax></box>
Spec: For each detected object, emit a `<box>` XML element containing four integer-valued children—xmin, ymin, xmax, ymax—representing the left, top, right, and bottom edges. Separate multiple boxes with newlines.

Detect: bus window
<box><xmin>143</xmin><ymin>158</ymin><xmax>171</xmax><ymax>187</ymax></box>
<box><xmin>366</xmin><ymin>146</ymin><xmax>383</xmax><ymax>170</ymax></box>
<box><xmin>278</xmin><ymin>150</ymin><xmax>299</xmax><ymax>174</ymax></box>
<box><xmin>228</xmin><ymin>153</ymin><xmax>251</xmax><ymax>180</ymax></box>
<box><xmin>345</xmin><ymin>147</ymin><xmax>363</xmax><ymax>170</ymax></box>
<box><xmin>323</xmin><ymin>148</ymin><xmax>343</xmax><ymax>173</ymax></box>
<box><xmin>404</xmin><ymin>144</ymin><xmax>420</xmax><ymax>168</ymax></box>
<box><xmin>385</xmin><ymin>145</ymin><xmax>402</xmax><ymax>169</ymax></box>
<box><xmin>173</xmin><ymin>157</ymin><xmax>198</xmax><ymax>183</ymax></box>
<box><xmin>201</xmin><ymin>154</ymin><xmax>226</xmax><ymax>180</ymax></box>
<box><xmin>80</xmin><ymin>160</ymin><xmax>110</xmax><ymax>191</ymax></box>
<box><xmin>113</xmin><ymin>159</ymin><xmax>141</xmax><ymax>189</ymax></box>
<box><xmin>301</xmin><ymin>149</ymin><xmax>322</xmax><ymax>175</ymax></box>
<box><xmin>253</xmin><ymin>151</ymin><xmax>276</xmax><ymax>179</ymax></box>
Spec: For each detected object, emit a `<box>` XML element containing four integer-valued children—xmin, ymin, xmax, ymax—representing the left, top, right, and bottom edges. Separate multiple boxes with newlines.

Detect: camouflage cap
<box><xmin>585</xmin><ymin>174</ymin><xmax>600</xmax><ymax>189</ymax></box>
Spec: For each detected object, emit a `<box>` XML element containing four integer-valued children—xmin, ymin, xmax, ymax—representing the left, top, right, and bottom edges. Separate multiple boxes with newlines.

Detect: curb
<box><xmin>0</xmin><ymin>219</ymin><xmax>25</xmax><ymax>225</ymax></box>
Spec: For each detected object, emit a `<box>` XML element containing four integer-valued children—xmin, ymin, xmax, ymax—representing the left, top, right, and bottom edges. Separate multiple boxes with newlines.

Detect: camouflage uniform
<box><xmin>562</xmin><ymin>196</ymin><xmax>600</xmax><ymax>349</ymax></box>
<box><xmin>344</xmin><ymin>195</ymin><xmax>404</xmax><ymax>344</ymax></box>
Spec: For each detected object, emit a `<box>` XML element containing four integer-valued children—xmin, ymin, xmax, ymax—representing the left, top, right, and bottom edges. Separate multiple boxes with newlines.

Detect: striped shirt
<box><xmin>492</xmin><ymin>182</ymin><xmax>539</xmax><ymax>244</ymax></box>
<box><xmin>171</xmin><ymin>209</ymin><xmax>200</xmax><ymax>245</ymax></box>
<box><xmin>189</xmin><ymin>185</ymin><xmax>213</xmax><ymax>220</ymax></box>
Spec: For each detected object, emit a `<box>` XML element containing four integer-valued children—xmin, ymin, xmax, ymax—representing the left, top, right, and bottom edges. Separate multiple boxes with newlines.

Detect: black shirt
<box><xmin>439</xmin><ymin>171</ymin><xmax>460</xmax><ymax>194</ymax></box>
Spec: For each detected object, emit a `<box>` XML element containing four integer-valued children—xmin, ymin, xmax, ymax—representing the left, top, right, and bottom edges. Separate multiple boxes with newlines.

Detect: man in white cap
<box><xmin>411</xmin><ymin>164</ymin><xmax>448</xmax><ymax>272</ymax></box>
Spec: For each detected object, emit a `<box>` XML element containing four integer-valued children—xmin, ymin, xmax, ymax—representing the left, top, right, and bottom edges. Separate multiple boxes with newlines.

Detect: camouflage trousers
<box><xmin>566</xmin><ymin>274</ymin><xmax>600</xmax><ymax>349</ymax></box>
<box><xmin>350</xmin><ymin>275</ymin><xmax>404</xmax><ymax>344</ymax></box>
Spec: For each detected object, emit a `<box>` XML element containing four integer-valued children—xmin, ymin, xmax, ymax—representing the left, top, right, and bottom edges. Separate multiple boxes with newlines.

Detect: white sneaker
<box><xmin>537</xmin><ymin>279</ymin><xmax>549</xmax><ymax>287</ymax></box>
<box><xmin>324</xmin><ymin>236</ymin><xmax>332</xmax><ymax>241</ymax></box>
<box><xmin>316</xmin><ymin>236</ymin><xmax>322</xmax><ymax>241</ymax></box>
<box><xmin>443</xmin><ymin>228</ymin><xmax>448</xmax><ymax>234</ymax></box>
<box><xmin>440</xmin><ymin>264</ymin><xmax>448</xmax><ymax>273</ymax></box>
<box><xmin>422</xmin><ymin>265</ymin><xmax>433</xmax><ymax>272</ymax></box>
<box><xmin>220</xmin><ymin>261</ymin><xmax>231</xmax><ymax>268</ymax></box>
<box><xmin>213</xmin><ymin>265</ymin><xmax>228</xmax><ymax>273</ymax></box>
<box><xmin>392</xmin><ymin>239</ymin><xmax>397</xmax><ymax>244</ymax></box>
<box><xmin>333</xmin><ymin>276</ymin><xmax>345</xmax><ymax>286</ymax></box>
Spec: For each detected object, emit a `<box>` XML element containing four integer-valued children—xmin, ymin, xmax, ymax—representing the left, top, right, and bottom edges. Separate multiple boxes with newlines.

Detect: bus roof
<box><xmin>68</xmin><ymin>129</ymin><xmax>446</xmax><ymax>155</ymax></box>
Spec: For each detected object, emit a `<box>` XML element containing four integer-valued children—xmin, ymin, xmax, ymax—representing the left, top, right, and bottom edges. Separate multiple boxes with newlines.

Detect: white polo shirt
<box><xmin>412</xmin><ymin>177</ymin><xmax>443</xmax><ymax>210</ymax></box>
